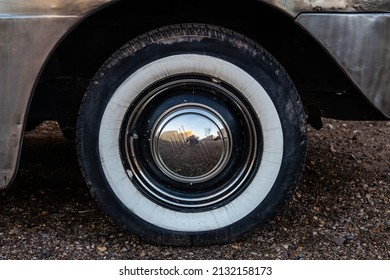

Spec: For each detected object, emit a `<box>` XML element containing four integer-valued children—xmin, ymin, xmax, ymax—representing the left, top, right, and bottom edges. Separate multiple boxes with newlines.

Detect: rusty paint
<box><xmin>259</xmin><ymin>0</ymin><xmax>390</xmax><ymax>17</ymax></box>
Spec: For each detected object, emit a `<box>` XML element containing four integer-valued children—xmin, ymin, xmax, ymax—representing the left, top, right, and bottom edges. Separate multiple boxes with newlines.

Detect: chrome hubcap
<box><xmin>151</xmin><ymin>105</ymin><xmax>231</xmax><ymax>183</ymax></box>
<box><xmin>121</xmin><ymin>75</ymin><xmax>261</xmax><ymax>210</ymax></box>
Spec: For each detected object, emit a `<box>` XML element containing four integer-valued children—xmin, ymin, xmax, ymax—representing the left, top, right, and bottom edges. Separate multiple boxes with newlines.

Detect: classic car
<box><xmin>1</xmin><ymin>0</ymin><xmax>389</xmax><ymax>246</ymax></box>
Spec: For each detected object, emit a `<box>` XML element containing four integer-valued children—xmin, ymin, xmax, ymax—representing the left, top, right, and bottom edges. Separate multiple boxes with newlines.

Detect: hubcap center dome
<box><xmin>152</xmin><ymin>106</ymin><xmax>231</xmax><ymax>183</ymax></box>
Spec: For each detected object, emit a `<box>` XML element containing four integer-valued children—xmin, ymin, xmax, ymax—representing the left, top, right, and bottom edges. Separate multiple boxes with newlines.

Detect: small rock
<box><xmin>345</xmin><ymin>234</ymin><xmax>355</xmax><ymax>240</ymax></box>
<box><xmin>349</xmin><ymin>154</ymin><xmax>357</xmax><ymax>160</ymax></box>
<box><xmin>96</xmin><ymin>246</ymin><xmax>107</xmax><ymax>252</ymax></box>
<box><xmin>288</xmin><ymin>244</ymin><xmax>296</xmax><ymax>250</ymax></box>
<box><xmin>325</xmin><ymin>124</ymin><xmax>334</xmax><ymax>130</ymax></box>
<box><xmin>329</xmin><ymin>236</ymin><xmax>346</xmax><ymax>246</ymax></box>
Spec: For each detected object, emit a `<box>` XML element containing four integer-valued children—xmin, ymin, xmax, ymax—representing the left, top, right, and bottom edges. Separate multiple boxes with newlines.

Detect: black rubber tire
<box><xmin>77</xmin><ymin>24</ymin><xmax>307</xmax><ymax>246</ymax></box>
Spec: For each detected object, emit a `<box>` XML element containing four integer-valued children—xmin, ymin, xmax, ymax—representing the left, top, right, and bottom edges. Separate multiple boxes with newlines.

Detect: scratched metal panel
<box><xmin>0</xmin><ymin>0</ymin><xmax>117</xmax><ymax>189</ymax></box>
<box><xmin>260</xmin><ymin>0</ymin><xmax>390</xmax><ymax>16</ymax></box>
<box><xmin>0</xmin><ymin>17</ymin><xmax>81</xmax><ymax>188</ymax></box>
<box><xmin>0</xmin><ymin>0</ymin><xmax>115</xmax><ymax>15</ymax></box>
<box><xmin>297</xmin><ymin>13</ymin><xmax>390</xmax><ymax>117</ymax></box>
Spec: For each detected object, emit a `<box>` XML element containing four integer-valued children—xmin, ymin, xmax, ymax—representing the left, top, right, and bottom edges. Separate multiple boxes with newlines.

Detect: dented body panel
<box><xmin>0</xmin><ymin>0</ymin><xmax>389</xmax><ymax>189</ymax></box>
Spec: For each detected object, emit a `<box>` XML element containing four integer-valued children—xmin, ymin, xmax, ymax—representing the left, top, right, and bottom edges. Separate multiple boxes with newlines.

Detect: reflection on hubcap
<box><xmin>152</xmin><ymin>105</ymin><xmax>231</xmax><ymax>183</ymax></box>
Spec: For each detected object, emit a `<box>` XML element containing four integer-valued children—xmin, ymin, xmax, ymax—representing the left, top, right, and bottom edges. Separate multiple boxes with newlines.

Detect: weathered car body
<box><xmin>0</xmin><ymin>0</ymin><xmax>389</xmax><ymax>245</ymax></box>
<box><xmin>1</xmin><ymin>0</ymin><xmax>389</xmax><ymax>189</ymax></box>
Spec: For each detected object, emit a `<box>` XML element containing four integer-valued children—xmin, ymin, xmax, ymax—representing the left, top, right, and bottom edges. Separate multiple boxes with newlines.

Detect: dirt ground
<box><xmin>0</xmin><ymin>119</ymin><xmax>388</xmax><ymax>259</ymax></box>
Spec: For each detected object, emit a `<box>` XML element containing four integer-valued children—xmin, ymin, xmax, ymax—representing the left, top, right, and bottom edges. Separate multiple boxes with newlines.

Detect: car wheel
<box><xmin>77</xmin><ymin>24</ymin><xmax>307</xmax><ymax>246</ymax></box>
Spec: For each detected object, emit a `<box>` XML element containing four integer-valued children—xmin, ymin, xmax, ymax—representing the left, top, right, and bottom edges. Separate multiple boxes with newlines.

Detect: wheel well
<box><xmin>29</xmin><ymin>0</ymin><xmax>385</xmax><ymax>131</ymax></box>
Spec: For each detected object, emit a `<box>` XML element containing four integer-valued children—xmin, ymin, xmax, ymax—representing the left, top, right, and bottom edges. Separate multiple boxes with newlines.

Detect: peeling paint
<box><xmin>259</xmin><ymin>0</ymin><xmax>390</xmax><ymax>16</ymax></box>
<box><xmin>1</xmin><ymin>1</ymin><xmax>389</xmax><ymax>18</ymax></box>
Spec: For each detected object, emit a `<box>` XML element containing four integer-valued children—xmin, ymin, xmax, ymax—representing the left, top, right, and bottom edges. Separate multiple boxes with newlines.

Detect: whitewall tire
<box><xmin>77</xmin><ymin>24</ymin><xmax>307</xmax><ymax>246</ymax></box>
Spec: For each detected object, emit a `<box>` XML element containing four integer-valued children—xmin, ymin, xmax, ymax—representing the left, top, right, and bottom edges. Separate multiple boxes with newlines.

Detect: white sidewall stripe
<box><xmin>99</xmin><ymin>54</ymin><xmax>283</xmax><ymax>231</ymax></box>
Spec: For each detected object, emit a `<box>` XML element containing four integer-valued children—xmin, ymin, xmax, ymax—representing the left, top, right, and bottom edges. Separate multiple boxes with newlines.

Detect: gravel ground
<box><xmin>0</xmin><ymin>119</ymin><xmax>389</xmax><ymax>260</ymax></box>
